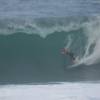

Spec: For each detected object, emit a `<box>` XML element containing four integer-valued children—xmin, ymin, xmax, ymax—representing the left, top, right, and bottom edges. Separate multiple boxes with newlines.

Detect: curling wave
<box><xmin>0</xmin><ymin>16</ymin><xmax>100</xmax><ymax>83</ymax></box>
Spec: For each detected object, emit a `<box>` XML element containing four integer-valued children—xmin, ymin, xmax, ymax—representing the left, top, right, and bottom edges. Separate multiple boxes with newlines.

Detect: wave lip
<box><xmin>0</xmin><ymin>17</ymin><xmax>85</xmax><ymax>38</ymax></box>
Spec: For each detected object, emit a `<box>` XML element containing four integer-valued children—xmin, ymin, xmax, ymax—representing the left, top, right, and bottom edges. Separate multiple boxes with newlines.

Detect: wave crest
<box><xmin>0</xmin><ymin>17</ymin><xmax>85</xmax><ymax>38</ymax></box>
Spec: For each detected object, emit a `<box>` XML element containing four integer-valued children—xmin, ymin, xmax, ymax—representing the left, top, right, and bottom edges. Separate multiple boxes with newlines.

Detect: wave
<box><xmin>0</xmin><ymin>16</ymin><xmax>100</xmax><ymax>83</ymax></box>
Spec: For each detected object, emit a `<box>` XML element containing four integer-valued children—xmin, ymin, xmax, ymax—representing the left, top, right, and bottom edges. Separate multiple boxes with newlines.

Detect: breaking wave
<box><xmin>0</xmin><ymin>16</ymin><xmax>100</xmax><ymax>83</ymax></box>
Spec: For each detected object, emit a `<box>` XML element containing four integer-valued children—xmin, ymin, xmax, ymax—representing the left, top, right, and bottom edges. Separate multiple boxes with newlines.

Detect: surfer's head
<box><xmin>61</xmin><ymin>48</ymin><xmax>69</xmax><ymax>54</ymax></box>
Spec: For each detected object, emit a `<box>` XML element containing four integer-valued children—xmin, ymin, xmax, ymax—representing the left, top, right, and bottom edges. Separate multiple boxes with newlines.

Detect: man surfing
<box><xmin>61</xmin><ymin>48</ymin><xmax>78</xmax><ymax>63</ymax></box>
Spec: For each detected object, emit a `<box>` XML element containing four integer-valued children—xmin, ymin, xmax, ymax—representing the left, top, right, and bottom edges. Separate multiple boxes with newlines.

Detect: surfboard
<box><xmin>67</xmin><ymin>57</ymin><xmax>84</xmax><ymax>68</ymax></box>
<box><xmin>68</xmin><ymin>61</ymin><xmax>82</xmax><ymax>68</ymax></box>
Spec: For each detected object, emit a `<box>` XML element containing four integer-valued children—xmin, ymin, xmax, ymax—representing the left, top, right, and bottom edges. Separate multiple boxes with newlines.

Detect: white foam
<box><xmin>0</xmin><ymin>82</ymin><xmax>100</xmax><ymax>100</ymax></box>
<box><xmin>65</xmin><ymin>35</ymin><xmax>73</xmax><ymax>49</ymax></box>
<box><xmin>67</xmin><ymin>16</ymin><xmax>100</xmax><ymax>66</ymax></box>
<box><xmin>81</xmin><ymin>17</ymin><xmax>100</xmax><ymax>65</ymax></box>
<box><xmin>0</xmin><ymin>18</ymin><xmax>81</xmax><ymax>38</ymax></box>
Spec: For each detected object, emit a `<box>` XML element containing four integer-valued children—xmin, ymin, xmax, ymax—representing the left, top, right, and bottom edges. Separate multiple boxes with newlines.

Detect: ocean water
<box><xmin>0</xmin><ymin>0</ymin><xmax>100</xmax><ymax>100</ymax></box>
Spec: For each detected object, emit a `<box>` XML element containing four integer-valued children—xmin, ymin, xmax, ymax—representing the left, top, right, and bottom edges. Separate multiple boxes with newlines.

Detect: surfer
<box><xmin>61</xmin><ymin>48</ymin><xmax>77</xmax><ymax>63</ymax></box>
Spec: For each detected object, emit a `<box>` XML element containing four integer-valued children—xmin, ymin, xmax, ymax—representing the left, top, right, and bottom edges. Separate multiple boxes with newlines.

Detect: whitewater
<box><xmin>0</xmin><ymin>82</ymin><xmax>100</xmax><ymax>100</ymax></box>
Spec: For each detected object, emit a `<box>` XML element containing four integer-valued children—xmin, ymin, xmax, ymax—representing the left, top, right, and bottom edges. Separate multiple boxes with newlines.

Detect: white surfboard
<box><xmin>68</xmin><ymin>57</ymin><xmax>84</xmax><ymax>68</ymax></box>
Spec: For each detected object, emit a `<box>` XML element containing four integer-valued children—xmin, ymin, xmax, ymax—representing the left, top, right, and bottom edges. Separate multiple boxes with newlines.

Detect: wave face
<box><xmin>0</xmin><ymin>16</ymin><xmax>100</xmax><ymax>83</ymax></box>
